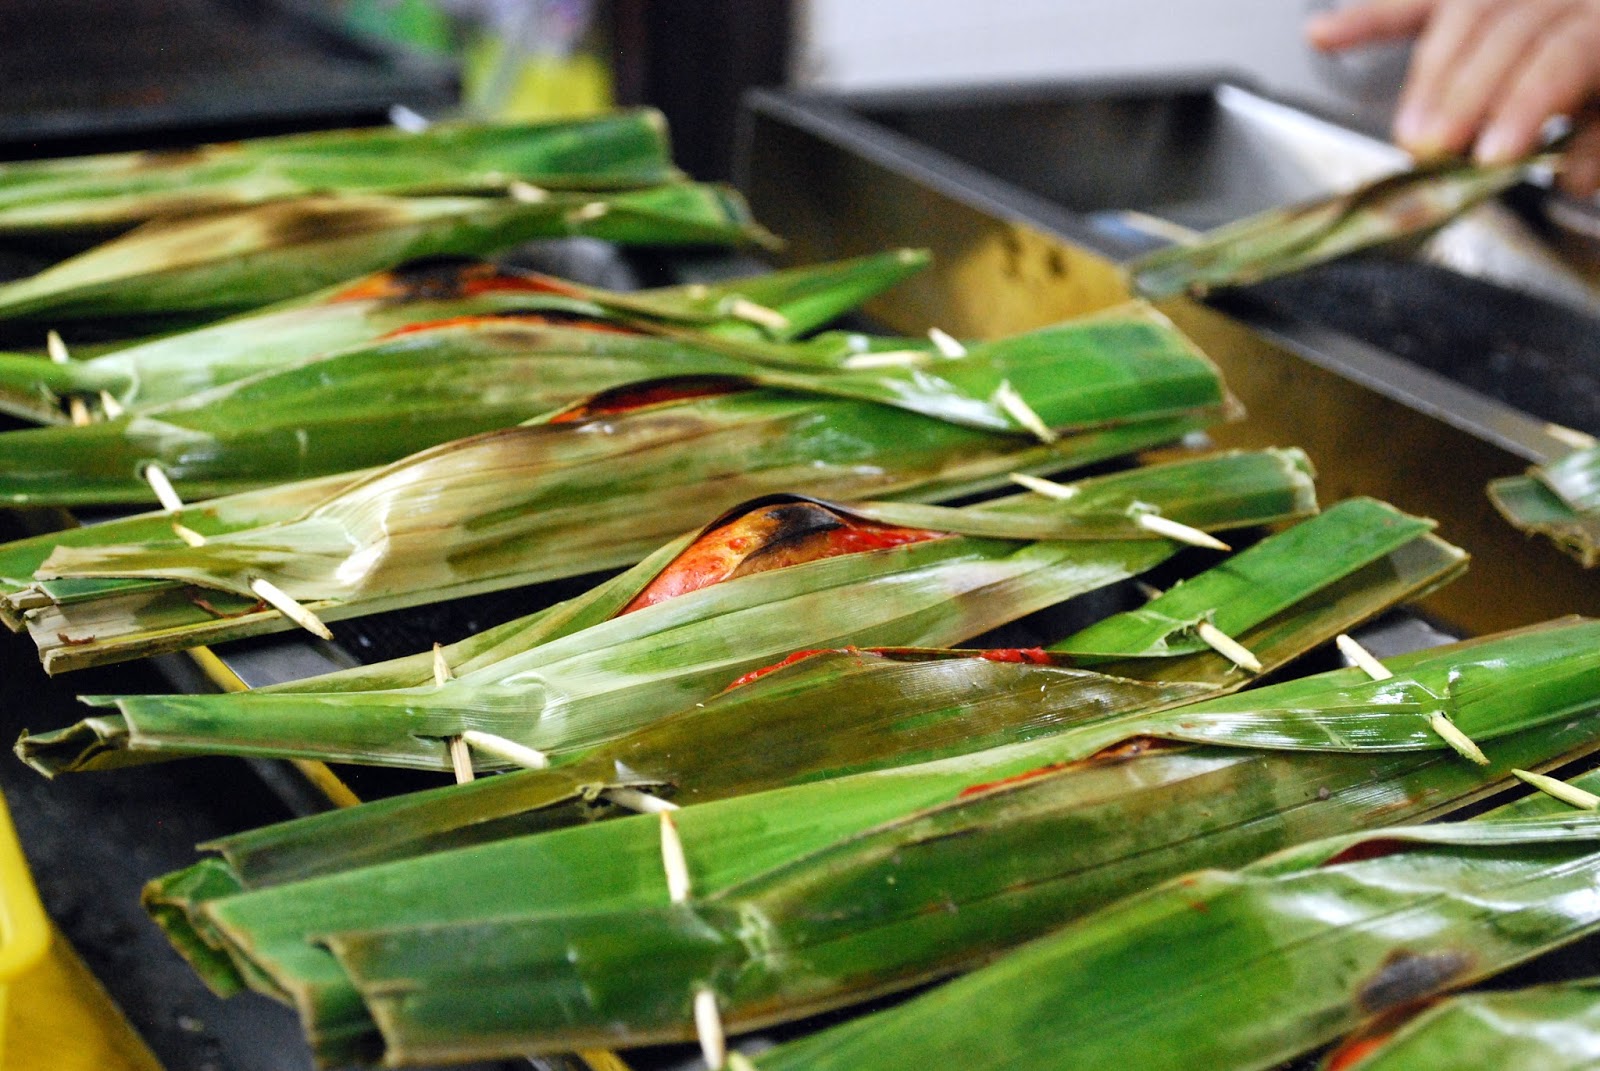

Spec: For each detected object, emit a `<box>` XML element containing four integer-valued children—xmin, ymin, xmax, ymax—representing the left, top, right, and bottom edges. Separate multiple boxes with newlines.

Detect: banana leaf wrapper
<box><xmin>9</xmin><ymin>412</ymin><xmax>1209</xmax><ymax>666</ymax></box>
<box><xmin>19</xmin><ymin>448</ymin><xmax>1316</xmax><ymax>770</ymax></box>
<box><xmin>0</xmin><ymin>249</ymin><xmax>931</xmax><ymax>420</ymax></box>
<box><xmin>0</xmin><ymin>301</ymin><xmax>1220</xmax><ymax>509</ymax></box>
<box><xmin>174</xmin><ymin>497</ymin><xmax>1466</xmax><ymax>889</ymax></box>
<box><xmin>0</xmin><ymin>184</ymin><xmax>773</xmax><ymax>323</ymax></box>
<box><xmin>0</xmin><ymin>110</ymin><xmax>679</xmax><ymax>239</ymax></box>
<box><xmin>1128</xmin><ymin>152</ymin><xmax>1545</xmax><ymax>300</ymax></box>
<box><xmin>752</xmin><ymin>732</ymin><xmax>1600</xmax><ymax>1071</ymax></box>
<box><xmin>135</xmin><ymin>618</ymin><xmax>1600</xmax><ymax>1064</ymax></box>
<box><xmin>1322</xmin><ymin>978</ymin><xmax>1600</xmax><ymax>1071</ymax></box>
<box><xmin>1490</xmin><ymin>444</ymin><xmax>1600</xmax><ymax>567</ymax></box>
<box><xmin>3</xmin><ymin>307</ymin><xmax>1232</xmax><ymax>668</ymax></box>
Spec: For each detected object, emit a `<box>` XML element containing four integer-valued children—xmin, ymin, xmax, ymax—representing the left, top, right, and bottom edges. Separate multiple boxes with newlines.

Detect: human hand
<box><xmin>1307</xmin><ymin>0</ymin><xmax>1600</xmax><ymax>196</ymax></box>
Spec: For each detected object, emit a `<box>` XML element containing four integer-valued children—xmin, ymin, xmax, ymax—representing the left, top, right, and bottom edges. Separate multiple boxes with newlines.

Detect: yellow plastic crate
<box><xmin>0</xmin><ymin>790</ymin><xmax>163</xmax><ymax>1071</ymax></box>
<box><xmin>0</xmin><ymin>789</ymin><xmax>48</xmax><ymax>1058</ymax></box>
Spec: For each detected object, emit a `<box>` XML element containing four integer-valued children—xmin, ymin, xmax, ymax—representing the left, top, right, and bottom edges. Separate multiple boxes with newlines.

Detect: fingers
<box><xmin>1307</xmin><ymin>0</ymin><xmax>1437</xmax><ymax>51</ymax></box>
<box><xmin>1556</xmin><ymin>113</ymin><xmax>1600</xmax><ymax>195</ymax></box>
<box><xmin>1476</xmin><ymin>11</ymin><xmax>1600</xmax><ymax>162</ymax></box>
<box><xmin>1306</xmin><ymin>0</ymin><xmax>1600</xmax><ymax>187</ymax></box>
<box><xmin>1399</xmin><ymin>0</ymin><xmax>1578</xmax><ymax>158</ymax></box>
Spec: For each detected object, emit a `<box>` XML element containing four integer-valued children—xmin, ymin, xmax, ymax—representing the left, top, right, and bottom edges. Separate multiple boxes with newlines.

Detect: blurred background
<box><xmin>0</xmin><ymin>0</ymin><xmax>1406</xmax><ymax>178</ymax></box>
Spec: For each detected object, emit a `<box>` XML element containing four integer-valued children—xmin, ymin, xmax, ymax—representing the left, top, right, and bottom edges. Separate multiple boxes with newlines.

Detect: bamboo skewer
<box><xmin>578</xmin><ymin>1052</ymin><xmax>638</xmax><ymax>1071</ymax></box>
<box><xmin>1339</xmin><ymin>633</ymin><xmax>1488</xmax><ymax>765</ymax></box>
<box><xmin>579</xmin><ymin>1052</ymin><xmax>638</xmax><ymax>1071</ymax></box>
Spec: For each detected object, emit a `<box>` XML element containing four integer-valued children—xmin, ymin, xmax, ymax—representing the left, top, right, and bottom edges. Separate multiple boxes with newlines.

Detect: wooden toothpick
<box><xmin>45</xmin><ymin>330</ymin><xmax>69</xmax><ymax>365</ymax></box>
<box><xmin>1335</xmin><ymin>634</ymin><xmax>1393</xmax><ymax>681</ymax></box>
<box><xmin>1546</xmin><ymin>422</ymin><xmax>1598</xmax><ymax>450</ymax></box>
<box><xmin>47</xmin><ymin>330</ymin><xmax>90</xmax><ymax>426</ymax></box>
<box><xmin>1513</xmin><ymin>769</ymin><xmax>1600</xmax><ymax>810</ymax></box>
<box><xmin>145</xmin><ymin>459</ymin><xmax>333</xmax><ymax>645</ymax></box>
<box><xmin>448</xmin><ymin>739</ymin><xmax>475</xmax><ymax>783</ymax></box>
<box><xmin>1134</xmin><ymin>511</ymin><xmax>1231</xmax><ymax>551</ymax></box>
<box><xmin>693</xmin><ymin>988</ymin><xmax>727</xmax><ymax>1071</ymax></box>
<box><xmin>145</xmin><ymin>464</ymin><xmax>331</xmax><ymax>644</ymax></box>
<box><xmin>927</xmin><ymin>326</ymin><xmax>966</xmax><ymax>358</ymax></box>
<box><xmin>605</xmin><ymin>787</ymin><xmax>679</xmax><ymax>814</ymax></box>
<box><xmin>659</xmin><ymin>810</ymin><xmax>692</xmax><ymax>903</ymax></box>
<box><xmin>248</xmin><ymin>578</ymin><xmax>333</xmax><ymax>641</ymax></box>
<box><xmin>727</xmin><ymin>298</ymin><xmax>790</xmax><ymax>333</ymax></box>
<box><xmin>142</xmin><ymin>462</ymin><xmax>186</xmax><ymax>513</ymax></box>
<box><xmin>171</xmin><ymin>522</ymin><xmax>208</xmax><ymax>548</ymax></box>
<box><xmin>1009</xmin><ymin>471</ymin><xmax>1077</xmax><ymax>500</ymax></box>
<box><xmin>459</xmin><ymin>729</ymin><xmax>550</xmax><ymax>770</ymax></box>
<box><xmin>841</xmin><ymin>349</ymin><xmax>929</xmax><ymax>369</ymax></box>
<box><xmin>994</xmin><ymin>381</ymin><xmax>1058</xmax><ymax>443</ymax></box>
<box><xmin>431</xmin><ymin>644</ymin><xmax>475</xmax><ymax>784</ymax></box>
<box><xmin>1195</xmin><ymin>620</ymin><xmax>1262</xmax><ymax>674</ymax></box>
<box><xmin>508</xmin><ymin>181</ymin><xmax>549</xmax><ymax>203</ymax></box>
<box><xmin>1427</xmin><ymin>713</ymin><xmax>1490</xmax><ymax>766</ymax></box>
<box><xmin>1339</xmin><ymin>634</ymin><xmax>1488</xmax><ymax>765</ymax></box>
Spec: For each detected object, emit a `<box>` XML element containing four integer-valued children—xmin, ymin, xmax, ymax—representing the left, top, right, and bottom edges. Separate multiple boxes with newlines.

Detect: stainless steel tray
<box><xmin>737</xmin><ymin>78</ymin><xmax>1600</xmax><ymax>634</ymax></box>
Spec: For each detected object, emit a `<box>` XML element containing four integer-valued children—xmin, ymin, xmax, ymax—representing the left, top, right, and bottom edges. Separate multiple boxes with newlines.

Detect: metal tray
<box><xmin>737</xmin><ymin>78</ymin><xmax>1600</xmax><ymax>635</ymax></box>
<box><xmin>0</xmin><ymin>0</ymin><xmax>457</xmax><ymax>160</ymax></box>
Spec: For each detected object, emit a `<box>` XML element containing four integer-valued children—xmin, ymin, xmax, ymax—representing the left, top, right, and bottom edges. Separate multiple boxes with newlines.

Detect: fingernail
<box><xmin>1475</xmin><ymin>124</ymin><xmax>1520</xmax><ymax>165</ymax></box>
<box><xmin>1394</xmin><ymin>104</ymin><xmax>1428</xmax><ymax>147</ymax></box>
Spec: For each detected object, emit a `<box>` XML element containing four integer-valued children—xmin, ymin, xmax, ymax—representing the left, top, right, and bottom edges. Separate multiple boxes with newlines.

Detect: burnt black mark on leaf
<box><xmin>257</xmin><ymin>201</ymin><xmax>407</xmax><ymax>249</ymax></box>
<box><xmin>386</xmin><ymin>256</ymin><xmax>486</xmax><ymax>299</ymax></box>
<box><xmin>734</xmin><ymin>503</ymin><xmax>847</xmax><ymax>567</ymax></box>
<box><xmin>1357</xmin><ymin>949</ymin><xmax>1473</xmax><ymax>1014</ymax></box>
